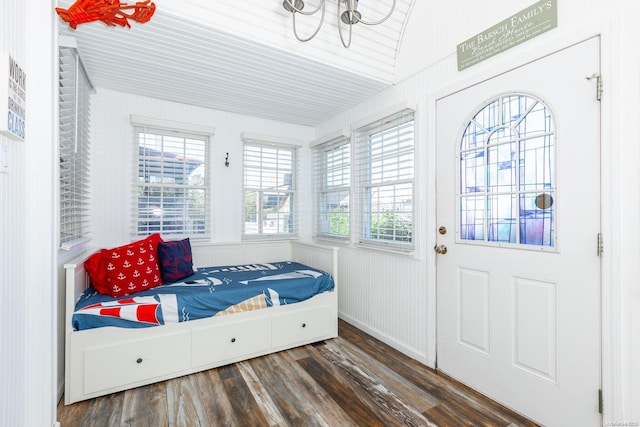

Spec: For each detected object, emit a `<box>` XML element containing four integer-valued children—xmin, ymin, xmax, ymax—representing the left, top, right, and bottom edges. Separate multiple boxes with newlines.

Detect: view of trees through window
<box><xmin>357</xmin><ymin>109</ymin><xmax>415</xmax><ymax>251</ymax></box>
<box><xmin>315</xmin><ymin>110</ymin><xmax>415</xmax><ymax>251</ymax></box>
<box><xmin>315</xmin><ymin>137</ymin><xmax>350</xmax><ymax>240</ymax></box>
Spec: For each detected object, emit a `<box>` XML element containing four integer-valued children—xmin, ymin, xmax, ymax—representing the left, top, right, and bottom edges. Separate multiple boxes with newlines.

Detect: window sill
<box><xmin>60</xmin><ymin>237</ymin><xmax>91</xmax><ymax>251</ymax></box>
<box><xmin>313</xmin><ymin>236</ymin><xmax>350</xmax><ymax>246</ymax></box>
<box><xmin>241</xmin><ymin>234</ymin><xmax>298</xmax><ymax>242</ymax></box>
<box><xmin>354</xmin><ymin>241</ymin><xmax>416</xmax><ymax>258</ymax></box>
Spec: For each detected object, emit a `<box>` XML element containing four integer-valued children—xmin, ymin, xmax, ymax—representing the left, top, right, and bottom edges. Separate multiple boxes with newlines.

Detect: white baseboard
<box><xmin>338</xmin><ymin>313</ymin><xmax>429</xmax><ymax>366</ymax></box>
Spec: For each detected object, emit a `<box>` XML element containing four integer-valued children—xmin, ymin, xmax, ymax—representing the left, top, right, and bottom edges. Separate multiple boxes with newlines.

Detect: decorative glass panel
<box><xmin>520</xmin><ymin>192</ymin><xmax>554</xmax><ymax>246</ymax></box>
<box><xmin>458</xmin><ymin>94</ymin><xmax>555</xmax><ymax>248</ymax></box>
<box><xmin>520</xmin><ymin>135</ymin><xmax>555</xmax><ymax>191</ymax></box>
<box><xmin>460</xmin><ymin>195</ymin><xmax>485</xmax><ymax>241</ymax></box>
<box><xmin>488</xmin><ymin>194</ymin><xmax>517</xmax><ymax>243</ymax></box>
<box><xmin>460</xmin><ymin>149</ymin><xmax>486</xmax><ymax>193</ymax></box>
<box><xmin>487</xmin><ymin>139</ymin><xmax>516</xmax><ymax>193</ymax></box>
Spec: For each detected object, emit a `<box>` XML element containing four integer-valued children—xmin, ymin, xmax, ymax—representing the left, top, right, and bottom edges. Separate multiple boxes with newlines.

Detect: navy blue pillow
<box><xmin>158</xmin><ymin>238</ymin><xmax>194</xmax><ymax>283</ymax></box>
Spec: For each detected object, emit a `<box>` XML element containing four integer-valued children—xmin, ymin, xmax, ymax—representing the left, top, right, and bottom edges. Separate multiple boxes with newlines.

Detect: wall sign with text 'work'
<box><xmin>0</xmin><ymin>52</ymin><xmax>26</xmax><ymax>141</ymax></box>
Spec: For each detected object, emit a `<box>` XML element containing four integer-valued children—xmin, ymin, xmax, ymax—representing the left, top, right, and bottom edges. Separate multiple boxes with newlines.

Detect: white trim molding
<box><xmin>310</xmin><ymin>129</ymin><xmax>350</xmax><ymax>147</ymax></box>
<box><xmin>241</xmin><ymin>131</ymin><xmax>302</xmax><ymax>147</ymax></box>
<box><xmin>130</xmin><ymin>115</ymin><xmax>215</xmax><ymax>137</ymax></box>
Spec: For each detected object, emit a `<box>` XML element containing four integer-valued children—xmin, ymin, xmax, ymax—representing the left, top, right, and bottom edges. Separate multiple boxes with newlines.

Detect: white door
<box><xmin>436</xmin><ymin>37</ymin><xmax>601</xmax><ymax>427</ymax></box>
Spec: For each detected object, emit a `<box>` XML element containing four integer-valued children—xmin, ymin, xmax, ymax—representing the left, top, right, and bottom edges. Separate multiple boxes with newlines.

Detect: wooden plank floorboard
<box><xmin>146</xmin><ymin>381</ymin><xmax>170</xmax><ymax>427</ymax></box>
<box><xmin>83</xmin><ymin>392</ymin><xmax>124</xmax><ymax>427</ymax></box>
<box><xmin>296</xmin><ymin>352</ymin><xmax>391</xmax><ymax>427</ymax></box>
<box><xmin>58</xmin><ymin>319</ymin><xmax>540</xmax><ymax>427</ymax></box>
<box><xmin>424</xmin><ymin>401</ymin><xmax>486</xmax><ymax>427</ymax></box>
<box><xmin>249</xmin><ymin>351</ymin><xmax>332</xmax><ymax>427</ymax></box>
<box><xmin>429</xmin><ymin>372</ymin><xmax>539</xmax><ymax>427</ymax></box>
<box><xmin>56</xmin><ymin>398</ymin><xmax>91</xmax><ymax>426</ymax></box>
<box><xmin>276</xmin><ymin>349</ymin><xmax>357</xmax><ymax>426</ymax></box>
<box><xmin>220</xmin><ymin>373</ymin><xmax>270</xmax><ymax>426</ymax></box>
<box><xmin>236</xmin><ymin>360</ymin><xmax>286</xmax><ymax>426</ymax></box>
<box><xmin>338</xmin><ymin>320</ymin><xmax>539</xmax><ymax>427</ymax></box>
<box><xmin>243</xmin><ymin>355</ymin><xmax>308</xmax><ymax>426</ymax></box>
<box><xmin>119</xmin><ymin>384</ymin><xmax>151</xmax><ymax>427</ymax></box>
<box><xmin>314</xmin><ymin>340</ymin><xmax>437</xmax><ymax>427</ymax></box>
<box><xmin>285</xmin><ymin>344</ymin><xmax>314</xmax><ymax>361</ymax></box>
<box><xmin>195</xmin><ymin>369</ymin><xmax>237</xmax><ymax>426</ymax></box>
<box><xmin>167</xmin><ymin>374</ymin><xmax>209</xmax><ymax>426</ymax></box>
<box><xmin>324</xmin><ymin>337</ymin><xmax>440</xmax><ymax>412</ymax></box>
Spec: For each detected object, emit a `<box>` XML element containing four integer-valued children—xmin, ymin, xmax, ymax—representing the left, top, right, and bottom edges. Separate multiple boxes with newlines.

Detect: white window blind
<box><xmin>133</xmin><ymin>124</ymin><xmax>210</xmax><ymax>239</ymax></box>
<box><xmin>313</xmin><ymin>134</ymin><xmax>350</xmax><ymax>241</ymax></box>
<box><xmin>243</xmin><ymin>140</ymin><xmax>298</xmax><ymax>239</ymax></box>
<box><xmin>59</xmin><ymin>46</ymin><xmax>92</xmax><ymax>249</ymax></box>
<box><xmin>355</xmin><ymin>108</ymin><xmax>415</xmax><ymax>253</ymax></box>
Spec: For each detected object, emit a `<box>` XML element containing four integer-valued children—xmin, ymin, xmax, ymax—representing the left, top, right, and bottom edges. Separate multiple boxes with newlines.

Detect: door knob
<box><xmin>434</xmin><ymin>244</ymin><xmax>448</xmax><ymax>254</ymax></box>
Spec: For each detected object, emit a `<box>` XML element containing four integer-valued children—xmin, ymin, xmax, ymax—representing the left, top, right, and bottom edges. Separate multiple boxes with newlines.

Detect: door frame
<box><xmin>425</xmin><ymin>20</ymin><xmax>623</xmax><ymax>420</ymax></box>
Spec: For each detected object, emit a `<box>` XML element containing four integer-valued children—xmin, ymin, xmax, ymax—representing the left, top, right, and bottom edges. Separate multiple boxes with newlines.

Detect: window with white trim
<box><xmin>313</xmin><ymin>134</ymin><xmax>350</xmax><ymax>241</ymax></box>
<box><xmin>243</xmin><ymin>139</ymin><xmax>297</xmax><ymax>238</ymax></box>
<box><xmin>59</xmin><ymin>46</ymin><xmax>92</xmax><ymax>249</ymax></box>
<box><xmin>355</xmin><ymin>108</ymin><xmax>415</xmax><ymax>252</ymax></box>
<box><xmin>133</xmin><ymin>124</ymin><xmax>210</xmax><ymax>239</ymax></box>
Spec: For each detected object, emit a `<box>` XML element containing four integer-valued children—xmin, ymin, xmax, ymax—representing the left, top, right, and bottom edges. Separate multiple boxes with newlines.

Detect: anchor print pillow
<box><xmin>101</xmin><ymin>234</ymin><xmax>163</xmax><ymax>297</ymax></box>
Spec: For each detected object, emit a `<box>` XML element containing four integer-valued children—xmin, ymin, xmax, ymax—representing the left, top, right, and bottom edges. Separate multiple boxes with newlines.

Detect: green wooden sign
<box><xmin>457</xmin><ymin>0</ymin><xmax>557</xmax><ymax>71</ymax></box>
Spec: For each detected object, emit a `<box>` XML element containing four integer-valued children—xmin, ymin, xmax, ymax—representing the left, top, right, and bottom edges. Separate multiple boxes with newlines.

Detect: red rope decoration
<box><xmin>56</xmin><ymin>0</ymin><xmax>156</xmax><ymax>29</ymax></box>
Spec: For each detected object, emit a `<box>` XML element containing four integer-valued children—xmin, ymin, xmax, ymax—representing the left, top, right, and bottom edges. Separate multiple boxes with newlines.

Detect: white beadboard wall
<box><xmin>24</xmin><ymin>2</ymin><xmax>58</xmax><ymax>426</ymax></box>
<box><xmin>0</xmin><ymin>2</ymin><xmax>26</xmax><ymax>425</ymax></box>
<box><xmin>90</xmin><ymin>88</ymin><xmax>315</xmax><ymax>249</ymax></box>
<box><xmin>1</xmin><ymin>0</ymin><xmax>57</xmax><ymax>426</ymax></box>
<box><xmin>314</xmin><ymin>73</ymin><xmax>433</xmax><ymax>363</ymax></box>
<box><xmin>0</xmin><ymin>3</ymin><xmax>27</xmax><ymax>426</ymax></box>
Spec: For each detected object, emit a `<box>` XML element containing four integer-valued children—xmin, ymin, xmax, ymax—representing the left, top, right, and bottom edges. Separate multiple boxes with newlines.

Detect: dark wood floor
<box><xmin>57</xmin><ymin>320</ymin><xmax>538</xmax><ymax>426</ymax></box>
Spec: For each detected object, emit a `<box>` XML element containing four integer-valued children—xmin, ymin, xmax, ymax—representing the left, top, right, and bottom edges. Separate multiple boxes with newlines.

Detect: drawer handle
<box><xmin>136</xmin><ymin>358</ymin><xmax>143</xmax><ymax>364</ymax></box>
<box><xmin>231</xmin><ymin>337</ymin><xmax>236</xmax><ymax>343</ymax></box>
<box><xmin>302</xmin><ymin>323</ymin><xmax>307</xmax><ymax>328</ymax></box>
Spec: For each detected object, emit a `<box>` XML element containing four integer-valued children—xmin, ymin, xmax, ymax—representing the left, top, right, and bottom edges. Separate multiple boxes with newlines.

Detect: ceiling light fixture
<box><xmin>282</xmin><ymin>0</ymin><xmax>396</xmax><ymax>48</ymax></box>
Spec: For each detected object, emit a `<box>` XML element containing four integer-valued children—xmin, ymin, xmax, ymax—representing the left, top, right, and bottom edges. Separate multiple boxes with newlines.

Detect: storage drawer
<box><xmin>271</xmin><ymin>304</ymin><xmax>336</xmax><ymax>349</ymax></box>
<box><xmin>84</xmin><ymin>331</ymin><xmax>189</xmax><ymax>394</ymax></box>
<box><xmin>191</xmin><ymin>316</ymin><xmax>270</xmax><ymax>368</ymax></box>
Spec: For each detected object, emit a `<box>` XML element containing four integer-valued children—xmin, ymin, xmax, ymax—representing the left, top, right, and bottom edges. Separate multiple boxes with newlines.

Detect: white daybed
<box><xmin>64</xmin><ymin>241</ymin><xmax>338</xmax><ymax>405</ymax></box>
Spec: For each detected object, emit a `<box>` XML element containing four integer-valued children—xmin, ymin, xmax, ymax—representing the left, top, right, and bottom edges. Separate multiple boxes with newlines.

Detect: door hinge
<box><xmin>598</xmin><ymin>388</ymin><xmax>603</xmax><ymax>414</ymax></box>
<box><xmin>597</xmin><ymin>233</ymin><xmax>604</xmax><ymax>257</ymax></box>
<box><xmin>586</xmin><ymin>73</ymin><xmax>603</xmax><ymax>101</ymax></box>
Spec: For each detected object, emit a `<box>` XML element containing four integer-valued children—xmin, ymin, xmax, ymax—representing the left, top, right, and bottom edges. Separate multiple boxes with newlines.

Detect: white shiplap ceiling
<box><xmin>57</xmin><ymin>0</ymin><xmax>414</xmax><ymax>126</ymax></box>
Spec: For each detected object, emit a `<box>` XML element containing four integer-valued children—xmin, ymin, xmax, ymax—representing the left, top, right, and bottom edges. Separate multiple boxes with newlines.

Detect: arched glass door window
<box><xmin>458</xmin><ymin>94</ymin><xmax>555</xmax><ymax>248</ymax></box>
